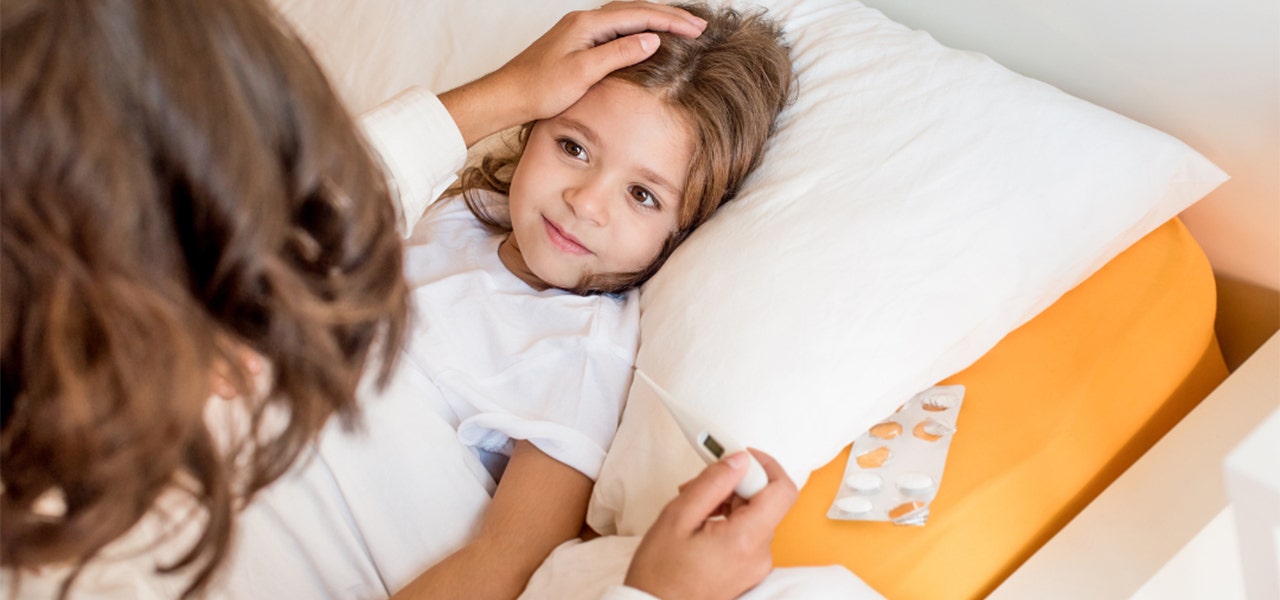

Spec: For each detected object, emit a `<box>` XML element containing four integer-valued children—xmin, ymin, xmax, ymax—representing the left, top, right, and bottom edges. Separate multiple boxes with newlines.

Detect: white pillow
<box><xmin>584</xmin><ymin>0</ymin><xmax>1226</xmax><ymax>536</ymax></box>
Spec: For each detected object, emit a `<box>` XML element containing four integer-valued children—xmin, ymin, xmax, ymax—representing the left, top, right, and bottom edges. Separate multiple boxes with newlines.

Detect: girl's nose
<box><xmin>564</xmin><ymin>178</ymin><xmax>610</xmax><ymax>226</ymax></box>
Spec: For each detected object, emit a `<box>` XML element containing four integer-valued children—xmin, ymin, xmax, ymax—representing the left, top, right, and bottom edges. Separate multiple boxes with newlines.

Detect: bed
<box><xmin>272</xmin><ymin>0</ymin><xmax>1231</xmax><ymax>597</ymax></box>
<box><xmin>771</xmin><ymin>217</ymin><xmax>1227</xmax><ymax>598</ymax></box>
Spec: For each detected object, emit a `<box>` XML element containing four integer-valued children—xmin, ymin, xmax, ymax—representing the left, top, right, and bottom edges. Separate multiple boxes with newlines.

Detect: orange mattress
<box><xmin>772</xmin><ymin>218</ymin><xmax>1228</xmax><ymax>599</ymax></box>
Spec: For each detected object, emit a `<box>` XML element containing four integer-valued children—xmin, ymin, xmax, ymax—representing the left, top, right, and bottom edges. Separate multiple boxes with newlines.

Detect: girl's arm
<box><xmin>391</xmin><ymin>439</ymin><xmax>591</xmax><ymax>599</ymax></box>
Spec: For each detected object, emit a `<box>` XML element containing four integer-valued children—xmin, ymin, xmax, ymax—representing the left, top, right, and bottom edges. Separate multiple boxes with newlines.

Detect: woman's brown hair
<box><xmin>0</xmin><ymin>0</ymin><xmax>408</xmax><ymax>596</ymax></box>
<box><xmin>454</xmin><ymin>1</ymin><xmax>794</xmax><ymax>295</ymax></box>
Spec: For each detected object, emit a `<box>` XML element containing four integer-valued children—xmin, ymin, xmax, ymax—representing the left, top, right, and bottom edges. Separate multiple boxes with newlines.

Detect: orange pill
<box><xmin>855</xmin><ymin>446</ymin><xmax>891</xmax><ymax>469</ymax></box>
<box><xmin>869</xmin><ymin>421</ymin><xmax>903</xmax><ymax>440</ymax></box>
<box><xmin>913</xmin><ymin>419</ymin><xmax>946</xmax><ymax>442</ymax></box>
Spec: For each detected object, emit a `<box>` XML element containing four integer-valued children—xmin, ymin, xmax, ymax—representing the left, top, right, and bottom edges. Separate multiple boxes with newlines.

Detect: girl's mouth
<box><xmin>543</xmin><ymin>217</ymin><xmax>592</xmax><ymax>255</ymax></box>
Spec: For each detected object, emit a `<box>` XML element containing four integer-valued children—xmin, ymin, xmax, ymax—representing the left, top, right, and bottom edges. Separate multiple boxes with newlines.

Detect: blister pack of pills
<box><xmin>827</xmin><ymin>385</ymin><xmax>964</xmax><ymax>526</ymax></box>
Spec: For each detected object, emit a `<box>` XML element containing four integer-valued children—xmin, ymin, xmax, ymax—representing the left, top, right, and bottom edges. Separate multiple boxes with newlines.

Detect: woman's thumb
<box><xmin>662</xmin><ymin>452</ymin><xmax>749</xmax><ymax>532</ymax></box>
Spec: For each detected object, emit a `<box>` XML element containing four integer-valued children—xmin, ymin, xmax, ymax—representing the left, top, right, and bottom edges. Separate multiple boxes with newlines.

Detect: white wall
<box><xmin>860</xmin><ymin>0</ymin><xmax>1280</xmax><ymax>361</ymax></box>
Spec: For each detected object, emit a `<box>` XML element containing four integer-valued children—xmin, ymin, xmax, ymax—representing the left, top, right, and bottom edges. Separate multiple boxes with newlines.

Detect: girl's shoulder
<box><xmin>585</xmin><ymin>288</ymin><xmax>641</xmax><ymax>362</ymax></box>
<box><xmin>407</xmin><ymin>191</ymin><xmax>506</xmax><ymax>245</ymax></box>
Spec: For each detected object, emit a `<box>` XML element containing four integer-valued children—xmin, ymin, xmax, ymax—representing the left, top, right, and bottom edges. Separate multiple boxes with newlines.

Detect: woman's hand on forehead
<box><xmin>440</xmin><ymin>2</ymin><xmax>706</xmax><ymax>146</ymax></box>
<box><xmin>497</xmin><ymin>2</ymin><xmax>707</xmax><ymax>120</ymax></box>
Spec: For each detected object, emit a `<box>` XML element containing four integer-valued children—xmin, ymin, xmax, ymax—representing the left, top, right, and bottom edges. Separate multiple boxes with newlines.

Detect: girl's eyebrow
<box><xmin>556</xmin><ymin>117</ymin><xmax>602</xmax><ymax>149</ymax></box>
<box><xmin>639</xmin><ymin>167</ymin><xmax>681</xmax><ymax>199</ymax></box>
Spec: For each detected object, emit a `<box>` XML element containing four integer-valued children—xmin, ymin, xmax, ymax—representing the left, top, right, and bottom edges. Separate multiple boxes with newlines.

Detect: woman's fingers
<box><xmin>583</xmin><ymin>1</ymin><xmax>708</xmax><ymax>42</ymax></box>
<box><xmin>660</xmin><ymin>451</ymin><xmax>751</xmax><ymax>532</ymax></box>
<box><xmin>627</xmin><ymin>449</ymin><xmax>794</xmax><ymax>599</ymax></box>
<box><xmin>719</xmin><ymin>449</ymin><xmax>798</xmax><ymax>539</ymax></box>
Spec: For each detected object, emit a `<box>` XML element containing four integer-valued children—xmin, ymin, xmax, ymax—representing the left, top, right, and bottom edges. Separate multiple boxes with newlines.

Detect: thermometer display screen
<box><xmin>701</xmin><ymin>434</ymin><xmax>725</xmax><ymax>459</ymax></box>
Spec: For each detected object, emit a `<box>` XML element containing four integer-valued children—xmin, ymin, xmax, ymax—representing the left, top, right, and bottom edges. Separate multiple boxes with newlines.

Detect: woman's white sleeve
<box><xmin>358</xmin><ymin>87</ymin><xmax>467</xmax><ymax>236</ymax></box>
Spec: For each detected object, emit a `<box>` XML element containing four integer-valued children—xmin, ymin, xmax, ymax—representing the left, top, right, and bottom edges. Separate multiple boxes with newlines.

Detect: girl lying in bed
<box><xmin>366</xmin><ymin>3</ymin><xmax>802</xmax><ymax>597</ymax></box>
<box><xmin>214</xmin><ymin>2</ymin><xmax>811</xmax><ymax>599</ymax></box>
<box><xmin>221</xmin><ymin>4</ymin><xmax>861</xmax><ymax>599</ymax></box>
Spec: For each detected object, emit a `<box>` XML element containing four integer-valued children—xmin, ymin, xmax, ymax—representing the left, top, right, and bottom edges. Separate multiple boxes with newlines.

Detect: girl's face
<box><xmin>502</xmin><ymin>79</ymin><xmax>692</xmax><ymax>291</ymax></box>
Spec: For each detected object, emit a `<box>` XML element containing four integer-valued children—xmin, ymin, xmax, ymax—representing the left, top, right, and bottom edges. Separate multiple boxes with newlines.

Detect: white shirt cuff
<box><xmin>358</xmin><ymin>87</ymin><xmax>467</xmax><ymax>236</ymax></box>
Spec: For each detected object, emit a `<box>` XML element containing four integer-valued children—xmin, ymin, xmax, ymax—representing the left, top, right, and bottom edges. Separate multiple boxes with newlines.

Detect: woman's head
<box><xmin>460</xmin><ymin>2</ymin><xmax>793</xmax><ymax>294</ymax></box>
<box><xmin>1</xmin><ymin>0</ymin><xmax>407</xmax><ymax>594</ymax></box>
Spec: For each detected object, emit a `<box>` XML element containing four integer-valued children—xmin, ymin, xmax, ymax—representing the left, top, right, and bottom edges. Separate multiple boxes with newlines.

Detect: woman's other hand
<box><xmin>624</xmin><ymin>448</ymin><xmax>798</xmax><ymax>600</ymax></box>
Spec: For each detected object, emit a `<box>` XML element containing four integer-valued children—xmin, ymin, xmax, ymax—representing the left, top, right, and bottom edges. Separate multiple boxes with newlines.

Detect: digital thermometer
<box><xmin>634</xmin><ymin>370</ymin><xmax>768</xmax><ymax>499</ymax></box>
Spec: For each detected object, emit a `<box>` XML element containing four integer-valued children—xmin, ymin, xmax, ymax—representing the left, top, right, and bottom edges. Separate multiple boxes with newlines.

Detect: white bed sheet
<box><xmin>219</xmin><ymin>366</ymin><xmax>496</xmax><ymax>598</ymax></box>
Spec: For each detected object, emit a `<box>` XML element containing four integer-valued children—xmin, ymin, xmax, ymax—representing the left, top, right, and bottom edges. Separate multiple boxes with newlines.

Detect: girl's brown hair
<box><xmin>0</xmin><ymin>0</ymin><xmax>408</xmax><ymax>595</ymax></box>
<box><xmin>454</xmin><ymin>1</ymin><xmax>794</xmax><ymax>295</ymax></box>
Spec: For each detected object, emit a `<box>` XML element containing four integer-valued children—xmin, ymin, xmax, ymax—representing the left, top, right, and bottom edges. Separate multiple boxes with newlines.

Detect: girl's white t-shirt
<box><xmin>400</xmin><ymin>192</ymin><xmax>640</xmax><ymax>482</ymax></box>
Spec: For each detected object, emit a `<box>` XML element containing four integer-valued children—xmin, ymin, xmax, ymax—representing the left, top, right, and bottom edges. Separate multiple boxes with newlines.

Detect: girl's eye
<box><xmin>558</xmin><ymin>138</ymin><xmax>587</xmax><ymax>160</ymax></box>
<box><xmin>628</xmin><ymin>185</ymin><xmax>659</xmax><ymax>208</ymax></box>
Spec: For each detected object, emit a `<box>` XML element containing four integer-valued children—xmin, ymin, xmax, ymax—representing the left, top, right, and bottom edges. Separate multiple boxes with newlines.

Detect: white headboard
<box><xmin>860</xmin><ymin>0</ymin><xmax>1279</xmax><ymax>365</ymax></box>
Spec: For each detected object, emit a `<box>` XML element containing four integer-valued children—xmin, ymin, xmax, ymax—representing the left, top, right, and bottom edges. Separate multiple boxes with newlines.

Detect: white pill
<box><xmin>844</xmin><ymin>472</ymin><xmax>882</xmax><ymax>494</ymax></box>
<box><xmin>897</xmin><ymin>473</ymin><xmax>935</xmax><ymax>493</ymax></box>
<box><xmin>835</xmin><ymin>496</ymin><xmax>874</xmax><ymax>515</ymax></box>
